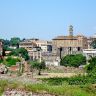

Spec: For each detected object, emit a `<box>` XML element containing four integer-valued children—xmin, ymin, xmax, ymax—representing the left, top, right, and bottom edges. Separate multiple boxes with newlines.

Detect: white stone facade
<box><xmin>83</xmin><ymin>49</ymin><xmax>96</xmax><ymax>60</ymax></box>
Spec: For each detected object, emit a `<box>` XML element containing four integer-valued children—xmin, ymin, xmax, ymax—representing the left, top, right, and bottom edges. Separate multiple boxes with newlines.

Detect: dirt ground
<box><xmin>34</xmin><ymin>66</ymin><xmax>85</xmax><ymax>78</ymax></box>
<box><xmin>34</xmin><ymin>72</ymin><xmax>86</xmax><ymax>78</ymax></box>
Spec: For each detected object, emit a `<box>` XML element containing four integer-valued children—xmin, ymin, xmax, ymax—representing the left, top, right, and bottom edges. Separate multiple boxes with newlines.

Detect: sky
<box><xmin>0</xmin><ymin>0</ymin><xmax>96</xmax><ymax>40</ymax></box>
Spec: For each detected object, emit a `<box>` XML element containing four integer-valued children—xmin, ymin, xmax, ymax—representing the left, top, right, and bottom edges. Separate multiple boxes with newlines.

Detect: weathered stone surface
<box><xmin>3</xmin><ymin>89</ymin><xmax>55</xmax><ymax>96</ymax></box>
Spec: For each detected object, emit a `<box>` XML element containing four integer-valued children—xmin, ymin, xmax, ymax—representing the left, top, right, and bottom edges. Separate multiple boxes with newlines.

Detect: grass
<box><xmin>0</xmin><ymin>79</ymin><xmax>96</xmax><ymax>96</ymax></box>
<box><xmin>24</xmin><ymin>83</ymin><xmax>96</xmax><ymax>96</ymax></box>
<box><xmin>0</xmin><ymin>80</ymin><xmax>8</xmax><ymax>96</ymax></box>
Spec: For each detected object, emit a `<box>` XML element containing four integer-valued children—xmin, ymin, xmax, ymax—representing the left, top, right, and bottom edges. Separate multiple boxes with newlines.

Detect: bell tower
<box><xmin>68</xmin><ymin>25</ymin><xmax>73</xmax><ymax>36</ymax></box>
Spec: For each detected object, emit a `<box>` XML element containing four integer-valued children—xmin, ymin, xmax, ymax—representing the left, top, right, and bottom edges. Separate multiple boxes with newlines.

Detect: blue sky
<box><xmin>0</xmin><ymin>0</ymin><xmax>96</xmax><ymax>40</ymax></box>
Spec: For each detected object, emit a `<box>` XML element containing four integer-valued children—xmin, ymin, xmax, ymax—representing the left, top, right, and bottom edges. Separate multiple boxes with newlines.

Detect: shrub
<box><xmin>60</xmin><ymin>54</ymin><xmax>86</xmax><ymax>67</ymax></box>
<box><xmin>86</xmin><ymin>57</ymin><xmax>96</xmax><ymax>72</ymax></box>
<box><xmin>8</xmin><ymin>48</ymin><xmax>29</xmax><ymax>61</ymax></box>
<box><xmin>5</xmin><ymin>56</ymin><xmax>21</xmax><ymax>67</ymax></box>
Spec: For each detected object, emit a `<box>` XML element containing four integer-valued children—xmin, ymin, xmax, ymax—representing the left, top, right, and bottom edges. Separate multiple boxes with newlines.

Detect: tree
<box><xmin>38</xmin><ymin>61</ymin><xmax>46</xmax><ymax>75</ymax></box>
<box><xmin>5</xmin><ymin>56</ymin><xmax>21</xmax><ymax>67</ymax></box>
<box><xmin>18</xmin><ymin>48</ymin><xmax>29</xmax><ymax>60</ymax></box>
<box><xmin>60</xmin><ymin>54</ymin><xmax>86</xmax><ymax>67</ymax></box>
<box><xmin>90</xmin><ymin>40</ymin><xmax>96</xmax><ymax>49</ymax></box>
<box><xmin>85</xmin><ymin>57</ymin><xmax>96</xmax><ymax>81</ymax></box>
<box><xmin>3</xmin><ymin>39</ymin><xmax>12</xmax><ymax>52</ymax></box>
<box><xmin>86</xmin><ymin>57</ymin><xmax>96</xmax><ymax>72</ymax></box>
<box><xmin>3</xmin><ymin>39</ymin><xmax>10</xmax><ymax>46</ymax></box>
<box><xmin>29</xmin><ymin>60</ymin><xmax>46</xmax><ymax>75</ymax></box>
<box><xmin>2</xmin><ymin>48</ymin><xmax>6</xmax><ymax>56</ymax></box>
<box><xmin>10</xmin><ymin>37</ymin><xmax>20</xmax><ymax>47</ymax></box>
<box><xmin>8</xmin><ymin>48</ymin><xmax>29</xmax><ymax>61</ymax></box>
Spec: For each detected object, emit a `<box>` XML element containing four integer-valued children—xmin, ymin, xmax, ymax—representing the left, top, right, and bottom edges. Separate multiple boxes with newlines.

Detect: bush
<box><xmin>42</xmin><ymin>75</ymin><xmax>96</xmax><ymax>85</ymax></box>
<box><xmin>68</xmin><ymin>76</ymin><xmax>89</xmax><ymax>85</ymax></box>
<box><xmin>60</xmin><ymin>54</ymin><xmax>86</xmax><ymax>67</ymax></box>
<box><xmin>0</xmin><ymin>80</ymin><xmax>95</xmax><ymax>96</ymax></box>
<box><xmin>29</xmin><ymin>60</ymin><xmax>46</xmax><ymax>75</ymax></box>
<box><xmin>86</xmin><ymin>57</ymin><xmax>96</xmax><ymax>72</ymax></box>
<box><xmin>5</xmin><ymin>56</ymin><xmax>21</xmax><ymax>67</ymax></box>
<box><xmin>0</xmin><ymin>59</ymin><xmax>3</xmax><ymax>63</ymax></box>
<box><xmin>42</xmin><ymin>78</ymin><xmax>69</xmax><ymax>85</ymax></box>
<box><xmin>8</xmin><ymin>48</ymin><xmax>29</xmax><ymax>61</ymax></box>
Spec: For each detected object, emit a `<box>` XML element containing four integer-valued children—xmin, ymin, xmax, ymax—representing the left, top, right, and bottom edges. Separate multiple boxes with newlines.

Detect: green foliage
<box><xmin>68</xmin><ymin>76</ymin><xmax>89</xmax><ymax>85</ymax></box>
<box><xmin>3</xmin><ymin>39</ymin><xmax>10</xmax><ymax>46</ymax></box>
<box><xmin>37</xmin><ymin>56</ymin><xmax>96</xmax><ymax>85</ymax></box>
<box><xmin>84</xmin><ymin>57</ymin><xmax>96</xmax><ymax>85</ymax></box>
<box><xmin>84</xmin><ymin>84</ymin><xmax>96</xmax><ymax>95</ymax></box>
<box><xmin>24</xmin><ymin>82</ymin><xmax>96</xmax><ymax>96</ymax></box>
<box><xmin>42</xmin><ymin>76</ymin><xmax>90</xmax><ymax>86</ymax></box>
<box><xmin>2</xmin><ymin>38</ymin><xmax>20</xmax><ymax>56</ymax></box>
<box><xmin>86</xmin><ymin>66</ymin><xmax>96</xmax><ymax>84</ymax></box>
<box><xmin>8</xmin><ymin>48</ymin><xmax>29</xmax><ymax>61</ymax></box>
<box><xmin>3</xmin><ymin>39</ymin><xmax>10</xmax><ymax>51</ymax></box>
<box><xmin>0</xmin><ymin>80</ymin><xmax>96</xmax><ymax>96</ymax></box>
<box><xmin>17</xmin><ymin>48</ymin><xmax>29</xmax><ymax>60</ymax></box>
<box><xmin>86</xmin><ymin>57</ymin><xmax>96</xmax><ymax>72</ymax></box>
<box><xmin>90</xmin><ymin>40</ymin><xmax>96</xmax><ymax>49</ymax></box>
<box><xmin>30</xmin><ymin>60</ymin><xmax>46</xmax><ymax>70</ymax></box>
<box><xmin>42</xmin><ymin>73</ymin><xmax>96</xmax><ymax>86</ymax></box>
<box><xmin>29</xmin><ymin>60</ymin><xmax>46</xmax><ymax>75</ymax></box>
<box><xmin>60</xmin><ymin>54</ymin><xmax>86</xmax><ymax>67</ymax></box>
<box><xmin>0</xmin><ymin>59</ymin><xmax>3</xmax><ymax>63</ymax></box>
<box><xmin>30</xmin><ymin>61</ymin><xmax>40</xmax><ymax>69</ymax></box>
<box><xmin>2</xmin><ymin>39</ymin><xmax>13</xmax><ymax>56</ymax></box>
<box><xmin>0</xmin><ymin>80</ymin><xmax>8</xmax><ymax>95</ymax></box>
<box><xmin>42</xmin><ymin>78</ymin><xmax>68</xmax><ymax>85</ymax></box>
<box><xmin>10</xmin><ymin>37</ymin><xmax>20</xmax><ymax>47</ymax></box>
<box><xmin>5</xmin><ymin>56</ymin><xmax>21</xmax><ymax>67</ymax></box>
<box><xmin>4</xmin><ymin>46</ymin><xmax>13</xmax><ymax>51</ymax></box>
<box><xmin>40</xmin><ymin>61</ymin><xmax>46</xmax><ymax>69</ymax></box>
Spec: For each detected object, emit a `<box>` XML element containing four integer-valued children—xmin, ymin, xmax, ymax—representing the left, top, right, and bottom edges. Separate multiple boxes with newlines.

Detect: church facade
<box><xmin>52</xmin><ymin>25</ymin><xmax>88</xmax><ymax>57</ymax></box>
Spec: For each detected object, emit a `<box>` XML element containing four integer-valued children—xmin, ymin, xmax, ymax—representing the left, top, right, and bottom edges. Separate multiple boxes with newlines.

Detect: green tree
<box><xmin>90</xmin><ymin>40</ymin><xmax>96</xmax><ymax>49</ymax></box>
<box><xmin>29</xmin><ymin>60</ymin><xmax>46</xmax><ymax>75</ymax></box>
<box><xmin>5</xmin><ymin>56</ymin><xmax>21</xmax><ymax>67</ymax></box>
<box><xmin>60</xmin><ymin>54</ymin><xmax>86</xmax><ymax>67</ymax></box>
<box><xmin>8</xmin><ymin>48</ymin><xmax>29</xmax><ymax>61</ymax></box>
<box><xmin>3</xmin><ymin>39</ymin><xmax>10</xmax><ymax>46</ymax></box>
<box><xmin>10</xmin><ymin>37</ymin><xmax>20</xmax><ymax>47</ymax></box>
<box><xmin>18</xmin><ymin>48</ymin><xmax>29</xmax><ymax>60</ymax></box>
<box><xmin>86</xmin><ymin>57</ymin><xmax>96</xmax><ymax>72</ymax></box>
<box><xmin>2</xmin><ymin>39</ymin><xmax>12</xmax><ymax>56</ymax></box>
<box><xmin>86</xmin><ymin>57</ymin><xmax>96</xmax><ymax>82</ymax></box>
